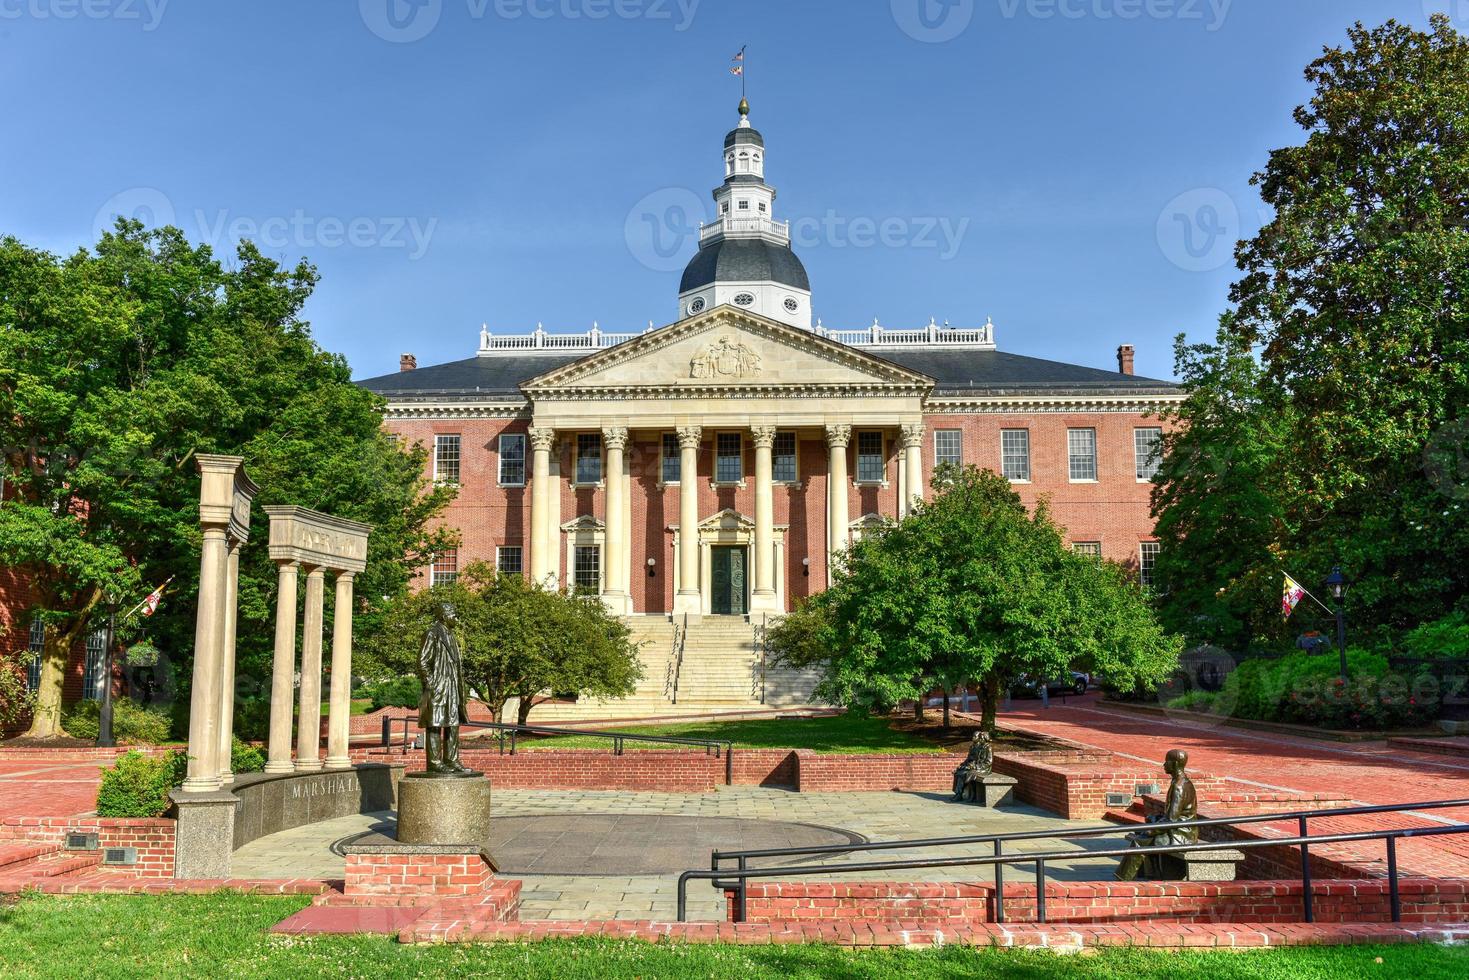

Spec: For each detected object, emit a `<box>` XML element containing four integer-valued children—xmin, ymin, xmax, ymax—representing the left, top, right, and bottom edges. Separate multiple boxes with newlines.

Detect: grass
<box><xmin>316</xmin><ymin>699</ymin><xmax>373</xmax><ymax>717</ymax></box>
<box><xmin>1</xmin><ymin>893</ymin><xmax>1466</xmax><ymax>979</ymax></box>
<box><xmin>504</xmin><ymin>713</ymin><xmax>945</xmax><ymax>754</ymax></box>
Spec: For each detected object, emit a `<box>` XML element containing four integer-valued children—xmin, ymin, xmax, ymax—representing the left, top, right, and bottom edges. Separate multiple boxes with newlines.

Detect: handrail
<box><xmin>671</xmin><ymin>612</ymin><xmax>688</xmax><ymax>705</ymax></box>
<box><xmin>679</xmin><ymin>821</ymin><xmax>1469</xmax><ymax>924</ymax></box>
<box><xmin>379</xmin><ymin>715</ymin><xmax>735</xmax><ymax>784</ymax></box>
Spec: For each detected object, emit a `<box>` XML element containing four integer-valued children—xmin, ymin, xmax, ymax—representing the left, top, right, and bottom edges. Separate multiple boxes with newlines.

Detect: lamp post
<box><xmin>1324</xmin><ymin>566</ymin><xmax>1348</xmax><ymax>682</ymax></box>
<box><xmin>96</xmin><ymin>604</ymin><xmax>118</xmax><ymax>748</ymax></box>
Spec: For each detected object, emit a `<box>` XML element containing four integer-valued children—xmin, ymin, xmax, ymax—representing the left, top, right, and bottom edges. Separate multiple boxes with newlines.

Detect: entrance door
<box><xmin>710</xmin><ymin>546</ymin><xmax>749</xmax><ymax>616</ymax></box>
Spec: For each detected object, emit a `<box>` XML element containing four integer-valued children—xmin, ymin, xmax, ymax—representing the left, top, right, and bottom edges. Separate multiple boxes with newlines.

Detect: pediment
<box><xmin>521</xmin><ymin>307</ymin><xmax>934</xmax><ymax>394</ymax></box>
<box><xmin>699</xmin><ymin>508</ymin><xmax>754</xmax><ymax>532</ymax></box>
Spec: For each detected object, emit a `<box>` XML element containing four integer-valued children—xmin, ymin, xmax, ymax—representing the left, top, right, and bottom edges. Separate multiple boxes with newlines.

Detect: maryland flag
<box><xmin>1281</xmin><ymin>574</ymin><xmax>1306</xmax><ymax>618</ymax></box>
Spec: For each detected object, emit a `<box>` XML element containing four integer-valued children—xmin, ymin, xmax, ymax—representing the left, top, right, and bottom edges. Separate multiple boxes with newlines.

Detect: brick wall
<box><xmin>792</xmin><ymin>750</ymin><xmax>953</xmax><ymax>792</ymax></box>
<box><xmin>343</xmin><ymin>850</ymin><xmax>504</xmax><ymax>902</ymax></box>
<box><xmin>0</xmin><ymin>816</ymin><xmax>175</xmax><ymax>877</ymax></box>
<box><xmin>993</xmin><ymin>752</ymin><xmax>1228</xmax><ymax>820</ymax></box>
<box><xmin>734</xmin><ymin>879</ymin><xmax>1469</xmax><ymax>926</ymax></box>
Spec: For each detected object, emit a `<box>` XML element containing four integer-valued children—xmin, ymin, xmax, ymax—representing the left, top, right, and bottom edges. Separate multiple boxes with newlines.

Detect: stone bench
<box><xmin>958</xmin><ymin>773</ymin><xmax>1019</xmax><ymax>808</ymax></box>
<box><xmin>1152</xmin><ymin>847</ymin><xmax>1246</xmax><ymax>881</ymax></box>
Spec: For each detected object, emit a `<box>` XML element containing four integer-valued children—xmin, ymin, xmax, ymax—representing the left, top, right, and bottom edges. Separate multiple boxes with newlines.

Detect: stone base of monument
<box><xmin>397</xmin><ymin>772</ymin><xmax>492</xmax><ymax>846</ymax></box>
<box><xmin>1155</xmin><ymin>848</ymin><xmax>1246</xmax><ymax>881</ymax></box>
<box><xmin>960</xmin><ymin>773</ymin><xmax>1019</xmax><ymax>808</ymax></box>
<box><xmin>170</xmin><ymin>789</ymin><xmax>239</xmax><ymax>879</ymax></box>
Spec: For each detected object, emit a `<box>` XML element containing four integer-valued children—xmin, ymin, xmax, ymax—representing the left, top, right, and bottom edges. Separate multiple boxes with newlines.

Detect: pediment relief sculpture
<box><xmin>691</xmin><ymin>336</ymin><xmax>761</xmax><ymax>381</ymax></box>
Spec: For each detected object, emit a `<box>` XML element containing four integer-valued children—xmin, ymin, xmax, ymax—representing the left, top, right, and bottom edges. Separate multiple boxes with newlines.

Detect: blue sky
<box><xmin>2</xmin><ymin>1</ymin><xmax>1459</xmax><ymax>382</ymax></box>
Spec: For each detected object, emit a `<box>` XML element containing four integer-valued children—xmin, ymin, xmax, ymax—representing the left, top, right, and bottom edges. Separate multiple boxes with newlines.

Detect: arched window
<box><xmin>737</xmin><ymin>151</ymin><xmax>749</xmax><ymax>173</ymax></box>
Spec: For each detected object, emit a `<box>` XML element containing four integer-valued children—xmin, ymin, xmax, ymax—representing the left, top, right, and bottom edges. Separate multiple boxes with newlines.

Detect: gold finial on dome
<box><xmin>738</xmin><ymin>96</ymin><xmax>750</xmax><ymax>118</ymax></box>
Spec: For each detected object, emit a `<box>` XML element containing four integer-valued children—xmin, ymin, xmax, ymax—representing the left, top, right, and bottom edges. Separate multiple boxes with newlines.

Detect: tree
<box><xmin>1149</xmin><ymin>318</ymin><xmax>1296</xmax><ymax>650</ymax></box>
<box><xmin>0</xmin><ymin>222</ymin><xmax>456</xmax><ymax>738</ymax></box>
<box><xmin>366</xmin><ymin>562</ymin><xmax>642</xmax><ymax>725</ymax></box>
<box><xmin>1225</xmin><ymin>15</ymin><xmax>1469</xmax><ymax>636</ymax></box>
<box><xmin>771</xmin><ymin>468</ymin><xmax>1180</xmax><ymax>732</ymax></box>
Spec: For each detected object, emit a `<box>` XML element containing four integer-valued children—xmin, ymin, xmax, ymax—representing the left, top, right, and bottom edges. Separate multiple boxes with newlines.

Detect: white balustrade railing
<box><xmin>477</xmin><ymin>318</ymin><xmax>996</xmax><ymax>356</ymax></box>
<box><xmin>699</xmin><ymin>215</ymin><xmax>791</xmax><ymax>244</ymax></box>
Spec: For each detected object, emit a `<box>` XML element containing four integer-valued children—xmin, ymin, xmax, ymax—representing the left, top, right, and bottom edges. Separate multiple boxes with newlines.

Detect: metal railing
<box><xmin>670</xmin><ymin>612</ymin><xmax>688</xmax><ymax>705</ymax></box>
<box><xmin>379</xmin><ymin>715</ymin><xmax>735</xmax><ymax>784</ymax></box>
<box><xmin>677</xmin><ymin>797</ymin><xmax>1469</xmax><ymax>923</ymax></box>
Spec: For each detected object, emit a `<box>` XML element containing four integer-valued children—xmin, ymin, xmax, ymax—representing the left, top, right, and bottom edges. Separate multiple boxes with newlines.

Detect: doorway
<box><xmin>710</xmin><ymin>545</ymin><xmax>749</xmax><ymax>616</ymax></box>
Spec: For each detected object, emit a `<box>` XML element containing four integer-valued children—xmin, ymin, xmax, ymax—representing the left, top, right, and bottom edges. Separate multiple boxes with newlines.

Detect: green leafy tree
<box><xmin>365</xmin><ymin>562</ymin><xmax>642</xmax><ymax>725</ymax></box>
<box><xmin>772</xmin><ymin>468</ymin><xmax>1180</xmax><ymax>732</ymax></box>
<box><xmin>0</xmin><ymin>222</ymin><xmax>455</xmax><ymax>738</ymax></box>
<box><xmin>1226</xmin><ymin>15</ymin><xmax>1469</xmax><ymax>636</ymax></box>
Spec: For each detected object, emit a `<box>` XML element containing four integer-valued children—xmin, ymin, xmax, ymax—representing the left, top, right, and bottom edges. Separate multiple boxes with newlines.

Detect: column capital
<box><xmin>334</xmin><ymin>570</ymin><xmax>356</xmax><ymax>584</ymax></box>
<box><xmin>602</xmin><ymin>426</ymin><xmax>630</xmax><ymax>451</ymax></box>
<box><xmin>528</xmin><ymin>426</ymin><xmax>557</xmax><ymax>451</ymax></box>
<box><xmin>677</xmin><ymin>426</ymin><xmax>703</xmax><ymax>450</ymax></box>
<box><xmin>824</xmin><ymin>424</ymin><xmax>852</xmax><ymax>449</ymax></box>
<box><xmin>900</xmin><ymin>423</ymin><xmax>926</xmax><ymax>450</ymax></box>
<box><xmin>749</xmin><ymin>425</ymin><xmax>778</xmax><ymax>449</ymax></box>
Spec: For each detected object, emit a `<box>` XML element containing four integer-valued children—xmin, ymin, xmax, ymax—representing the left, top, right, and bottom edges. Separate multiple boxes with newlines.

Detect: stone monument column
<box><xmin>901</xmin><ymin>423</ymin><xmax>926</xmax><ymax>516</ymax></box>
<box><xmin>674</xmin><ymin>425</ymin><xmax>703</xmax><ymax>619</ymax></box>
<box><xmin>602</xmin><ymin>426</ymin><xmax>629</xmax><ymax>614</ymax></box>
<box><xmin>825</xmin><ymin>424</ymin><xmax>852</xmax><ymax>584</ymax></box>
<box><xmin>181</xmin><ymin>524</ymin><xmax>230</xmax><ymax>793</ymax></box>
<box><xmin>528</xmin><ymin>426</ymin><xmax>555</xmax><ymax>586</ymax></box>
<box><xmin>324</xmin><ymin>571</ymin><xmax>356</xmax><ymax>770</ymax></box>
<box><xmin>750</xmin><ymin>425</ymin><xmax>779</xmax><ymax>615</ymax></box>
<box><xmin>295</xmin><ymin>566</ymin><xmax>326</xmax><ymax>772</ymax></box>
<box><xmin>215</xmin><ymin>538</ymin><xmax>243</xmax><ymax>785</ymax></box>
<box><xmin>265</xmin><ymin>560</ymin><xmax>299</xmax><ymax>774</ymax></box>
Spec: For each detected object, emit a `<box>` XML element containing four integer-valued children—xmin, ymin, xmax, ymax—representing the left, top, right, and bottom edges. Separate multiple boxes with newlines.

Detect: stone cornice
<box><xmin>925</xmin><ymin>392</ymin><xmax>1183</xmax><ymax>415</ymax></box>
<box><xmin>381</xmin><ymin>402</ymin><xmax>528</xmax><ymax>420</ymax></box>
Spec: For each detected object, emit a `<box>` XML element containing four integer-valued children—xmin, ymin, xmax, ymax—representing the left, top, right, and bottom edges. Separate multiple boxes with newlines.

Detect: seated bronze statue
<box><xmin>951</xmin><ymin>731</ymin><xmax>993</xmax><ymax>803</ymax></box>
<box><xmin>1115</xmin><ymin>748</ymin><xmax>1198</xmax><ymax>880</ymax></box>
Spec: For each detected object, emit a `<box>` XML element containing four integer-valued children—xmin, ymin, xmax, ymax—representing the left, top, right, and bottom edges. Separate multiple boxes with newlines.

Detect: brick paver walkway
<box><xmin>0</xmin><ymin>761</ymin><xmax>106</xmax><ymax>818</ymax></box>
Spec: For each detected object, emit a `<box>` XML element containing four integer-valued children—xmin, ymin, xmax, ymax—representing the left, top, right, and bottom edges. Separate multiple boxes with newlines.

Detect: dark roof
<box><xmin>357</xmin><ymin>346</ymin><xmax>1176</xmax><ymax>400</ymax></box>
<box><xmin>874</xmin><ymin>348</ymin><xmax>1176</xmax><ymax>396</ymax></box>
<box><xmin>679</xmin><ymin>237</ymin><xmax>811</xmax><ymax>293</ymax></box>
<box><xmin>724</xmin><ymin>126</ymin><xmax>764</xmax><ymax>148</ymax></box>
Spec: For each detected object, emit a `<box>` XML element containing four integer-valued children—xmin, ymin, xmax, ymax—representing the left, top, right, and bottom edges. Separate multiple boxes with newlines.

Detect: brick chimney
<box><xmin>400</xmin><ymin>353</ymin><xmax>417</xmax><ymax>372</ymax></box>
<box><xmin>1117</xmin><ymin>344</ymin><xmax>1135</xmax><ymax>376</ymax></box>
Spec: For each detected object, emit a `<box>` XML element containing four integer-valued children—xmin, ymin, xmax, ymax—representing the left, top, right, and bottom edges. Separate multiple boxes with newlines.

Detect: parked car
<box><xmin>1010</xmin><ymin>672</ymin><xmax>1089</xmax><ymax>698</ymax></box>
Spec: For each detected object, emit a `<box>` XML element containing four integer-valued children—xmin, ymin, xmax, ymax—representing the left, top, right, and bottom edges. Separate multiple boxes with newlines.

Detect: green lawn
<box><xmin>507</xmin><ymin>713</ymin><xmax>943</xmax><ymax>754</ymax></box>
<box><xmin>316</xmin><ymin>699</ymin><xmax>373</xmax><ymax>717</ymax></box>
<box><xmin>1</xmin><ymin>893</ymin><xmax>1464</xmax><ymax>979</ymax></box>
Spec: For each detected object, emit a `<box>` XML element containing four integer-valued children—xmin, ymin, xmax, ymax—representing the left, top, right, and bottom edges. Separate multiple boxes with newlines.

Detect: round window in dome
<box><xmin>784</xmin><ymin>297</ymin><xmax>800</xmax><ymax>313</ymax></box>
<box><xmin>733</xmin><ymin>292</ymin><xmax>755</xmax><ymax>307</ymax></box>
<box><xmin>689</xmin><ymin>297</ymin><xmax>706</xmax><ymax>314</ymax></box>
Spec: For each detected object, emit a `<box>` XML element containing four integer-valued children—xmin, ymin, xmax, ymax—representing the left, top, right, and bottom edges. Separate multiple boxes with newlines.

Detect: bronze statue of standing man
<box><xmin>415</xmin><ymin>602</ymin><xmax>474</xmax><ymax>777</ymax></box>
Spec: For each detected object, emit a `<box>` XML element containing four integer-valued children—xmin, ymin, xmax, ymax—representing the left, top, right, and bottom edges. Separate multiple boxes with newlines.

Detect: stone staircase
<box><xmin>0</xmin><ymin>841</ymin><xmax>105</xmax><ymax>885</ymax></box>
<box><xmin>515</xmin><ymin>615</ymin><xmax>824</xmax><ymax>723</ymax></box>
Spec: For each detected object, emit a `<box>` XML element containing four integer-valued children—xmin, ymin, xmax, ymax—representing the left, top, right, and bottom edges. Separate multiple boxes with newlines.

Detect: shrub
<box><xmin>94</xmin><ymin>750</ymin><xmax>188</xmax><ymax>818</ymax></box>
<box><xmin>1165</xmin><ymin>690</ymin><xmax>1218</xmax><ymax>713</ymax></box>
<box><xmin>63</xmin><ymin>697</ymin><xmax>173</xmax><ymax>744</ymax></box>
<box><xmin>1218</xmin><ymin>649</ymin><xmax>1437</xmax><ymax>730</ymax></box>
<box><xmin>1400</xmin><ymin>612</ymin><xmax>1469</xmax><ymax>659</ymax></box>
<box><xmin>357</xmin><ymin>675</ymin><xmax>422</xmax><ymax>712</ymax></box>
<box><xmin>231</xmin><ymin>737</ymin><xmax>266</xmax><ymax>774</ymax></box>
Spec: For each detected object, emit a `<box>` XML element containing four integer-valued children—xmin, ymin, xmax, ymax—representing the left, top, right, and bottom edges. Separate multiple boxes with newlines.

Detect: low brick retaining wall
<box><xmin>790</xmin><ymin>750</ymin><xmax>953</xmax><ymax>792</ymax></box>
<box><xmin>345</xmin><ymin>851</ymin><xmax>497</xmax><ymax>901</ymax></box>
<box><xmin>0</xmin><ymin>816</ymin><xmax>175</xmax><ymax>877</ymax></box>
<box><xmin>732</xmin><ymin>879</ymin><xmax>1469</xmax><ymax>926</ymax></box>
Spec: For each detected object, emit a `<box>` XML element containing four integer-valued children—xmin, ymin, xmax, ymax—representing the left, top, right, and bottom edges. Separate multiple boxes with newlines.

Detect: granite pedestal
<box><xmin>959</xmin><ymin>773</ymin><xmax>1019</xmax><ymax>808</ymax></box>
<box><xmin>397</xmin><ymin>773</ymin><xmax>493</xmax><ymax>846</ymax></box>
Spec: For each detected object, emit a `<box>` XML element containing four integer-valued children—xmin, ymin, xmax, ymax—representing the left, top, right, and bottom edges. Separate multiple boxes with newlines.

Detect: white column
<box><xmin>265</xmin><ymin>561</ymin><xmax>299</xmax><ymax>774</ymax></box>
<box><xmin>902</xmin><ymin>423</ymin><xmax>926</xmax><ymax>516</ymax></box>
<box><xmin>295</xmin><ymin>566</ymin><xmax>325</xmax><ymax>772</ymax></box>
<box><xmin>181</xmin><ymin>526</ymin><xmax>229</xmax><ymax>793</ymax></box>
<box><xmin>750</xmin><ymin>425</ymin><xmax>779</xmax><ymax>614</ymax></box>
<box><xmin>529</xmin><ymin>426</ymin><xmax>555</xmax><ymax>586</ymax></box>
<box><xmin>825</xmin><ymin>424</ymin><xmax>852</xmax><ymax>585</ymax></box>
<box><xmin>603</xmin><ymin>426</ymin><xmax>629</xmax><ymax>614</ymax></box>
<box><xmin>674</xmin><ymin>425</ymin><xmax>702</xmax><ymax>619</ymax></box>
<box><xmin>324</xmin><ymin>571</ymin><xmax>355</xmax><ymax>770</ymax></box>
<box><xmin>215</xmin><ymin>539</ymin><xmax>243</xmax><ymax>785</ymax></box>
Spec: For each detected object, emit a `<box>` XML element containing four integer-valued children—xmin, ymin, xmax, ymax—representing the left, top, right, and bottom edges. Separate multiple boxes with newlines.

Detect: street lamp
<box><xmin>96</xmin><ymin>601</ymin><xmax>118</xmax><ymax>748</ymax></box>
<box><xmin>1324</xmin><ymin>566</ymin><xmax>1349</xmax><ymax>682</ymax></box>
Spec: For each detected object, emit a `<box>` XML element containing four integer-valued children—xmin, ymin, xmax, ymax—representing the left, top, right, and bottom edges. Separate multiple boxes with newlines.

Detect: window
<box><xmin>758</xmin><ymin>201</ymin><xmax>767</xmax><ymax>213</ymax></box>
<box><xmin>496</xmin><ymin>546</ymin><xmax>523</xmax><ymax>577</ymax></box>
<box><xmin>856</xmin><ymin>432</ymin><xmax>885</xmax><ymax>483</ymax></box>
<box><xmin>575</xmin><ymin>433</ymin><xmax>602</xmax><ymax>485</ymax></box>
<box><xmin>1072</xmin><ymin>542</ymin><xmax>1103</xmax><ymax>558</ymax></box>
<box><xmin>998</xmin><ymin>429</ymin><xmax>1030</xmax><ymax>481</ymax></box>
<box><xmin>1067</xmin><ymin>428</ymin><xmax>1097</xmax><ymax>481</ymax></box>
<box><xmin>573</xmin><ymin>545</ymin><xmax>601</xmax><ymax>594</ymax></box>
<box><xmin>738</xmin><ymin>199</ymin><xmax>750</xmax><ymax>210</ymax></box>
<box><xmin>26</xmin><ymin>618</ymin><xmax>43</xmax><ymax>691</ymax></box>
<box><xmin>661</xmin><ymin>433</ymin><xmax>681</xmax><ymax>483</ymax></box>
<box><xmin>433</xmin><ymin>434</ymin><xmax>460</xmax><ymax>484</ymax></box>
<box><xmin>1139</xmin><ymin>542</ymin><xmax>1160</xmax><ymax>588</ymax></box>
<box><xmin>720</xmin><ymin>201</ymin><xmax>729</xmax><ymax>215</ymax></box>
<box><xmin>716</xmin><ymin>433</ymin><xmax>743</xmax><ymax>483</ymax></box>
<box><xmin>1135</xmin><ymin>427</ymin><xmax>1163</xmax><ymax>482</ymax></box>
<box><xmin>498</xmin><ymin>433</ymin><xmax>526</xmax><ymax>486</ymax></box>
<box><xmin>431</xmin><ymin>549</ymin><xmax>458</xmax><ymax>586</ymax></box>
<box><xmin>82</xmin><ymin>627</ymin><xmax>108</xmax><ymax>701</ymax></box>
<box><xmin>935</xmin><ymin>430</ymin><xmax>963</xmax><ymax>469</ymax></box>
<box><xmin>773</xmin><ymin>432</ymin><xmax>797</xmax><ymax>483</ymax></box>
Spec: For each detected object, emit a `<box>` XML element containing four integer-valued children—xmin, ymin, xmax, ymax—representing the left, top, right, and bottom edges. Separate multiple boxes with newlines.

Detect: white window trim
<box><xmin>432</xmin><ymin>434</ymin><xmax>461</xmax><ymax>485</ymax></box>
<box><xmin>772</xmin><ymin>431</ymin><xmax>800</xmax><ymax>485</ymax></box>
<box><xmin>933</xmin><ymin>429</ymin><xmax>963</xmax><ymax>469</ymax></box>
<box><xmin>1066</xmin><ymin>428</ymin><xmax>1099</xmax><ymax>484</ymax></box>
<box><xmin>712</xmin><ymin>431</ymin><xmax>746</xmax><ymax>488</ymax></box>
<box><xmin>853</xmin><ymin>431</ymin><xmax>889</xmax><ymax>487</ymax></box>
<box><xmin>999</xmin><ymin>428</ymin><xmax>1031</xmax><ymax>483</ymax></box>
<box><xmin>657</xmin><ymin>433</ymin><xmax>681</xmax><ymax>488</ymax></box>
<box><xmin>1134</xmin><ymin>427</ymin><xmax>1164</xmax><ymax>483</ymax></box>
<box><xmin>573</xmin><ymin>434</ymin><xmax>604</xmax><ymax>488</ymax></box>
<box><xmin>498</xmin><ymin>433</ymin><xmax>527</xmax><ymax>488</ymax></box>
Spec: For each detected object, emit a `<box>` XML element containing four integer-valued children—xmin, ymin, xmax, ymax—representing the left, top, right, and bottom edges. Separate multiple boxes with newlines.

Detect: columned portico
<box><xmin>528</xmin><ymin>426</ymin><xmax>556</xmax><ymax>587</ymax></box>
<box><xmin>602</xmin><ymin>426</ymin><xmax>630</xmax><ymax>614</ymax></box>
<box><xmin>675</xmin><ymin>425</ymin><xmax>703</xmax><ymax>620</ymax></box>
<box><xmin>901</xmin><ymin>422</ymin><xmax>926</xmax><ymax>516</ymax></box>
<box><xmin>825</xmin><ymin>424</ymin><xmax>852</xmax><ymax>583</ymax></box>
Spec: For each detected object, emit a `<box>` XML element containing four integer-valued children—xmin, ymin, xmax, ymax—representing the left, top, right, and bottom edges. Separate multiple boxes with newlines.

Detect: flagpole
<box><xmin>1285</xmin><ymin>572</ymin><xmax>1334</xmax><ymax>617</ymax></box>
<box><xmin>123</xmin><ymin>575</ymin><xmax>174</xmax><ymax>623</ymax></box>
